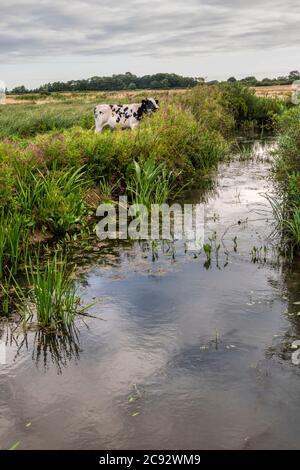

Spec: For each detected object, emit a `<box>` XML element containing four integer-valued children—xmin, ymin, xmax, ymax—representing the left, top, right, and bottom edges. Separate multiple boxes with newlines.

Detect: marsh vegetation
<box><xmin>0</xmin><ymin>83</ymin><xmax>293</xmax><ymax>328</ymax></box>
<box><xmin>1</xmin><ymin>83</ymin><xmax>300</xmax><ymax>449</ymax></box>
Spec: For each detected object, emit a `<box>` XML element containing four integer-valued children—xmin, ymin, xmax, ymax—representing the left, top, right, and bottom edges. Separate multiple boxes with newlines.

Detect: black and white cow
<box><xmin>94</xmin><ymin>97</ymin><xmax>159</xmax><ymax>133</ymax></box>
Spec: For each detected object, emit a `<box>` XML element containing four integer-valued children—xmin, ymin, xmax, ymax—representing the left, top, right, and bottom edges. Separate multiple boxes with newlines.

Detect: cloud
<box><xmin>0</xmin><ymin>0</ymin><xmax>299</xmax><ymax>63</ymax></box>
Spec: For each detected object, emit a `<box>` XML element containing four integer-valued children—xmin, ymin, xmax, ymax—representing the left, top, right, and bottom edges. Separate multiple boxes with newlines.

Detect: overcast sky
<box><xmin>0</xmin><ymin>0</ymin><xmax>299</xmax><ymax>89</ymax></box>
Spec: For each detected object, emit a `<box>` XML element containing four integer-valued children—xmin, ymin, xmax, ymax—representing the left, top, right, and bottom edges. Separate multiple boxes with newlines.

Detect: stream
<box><xmin>1</xmin><ymin>138</ymin><xmax>300</xmax><ymax>450</ymax></box>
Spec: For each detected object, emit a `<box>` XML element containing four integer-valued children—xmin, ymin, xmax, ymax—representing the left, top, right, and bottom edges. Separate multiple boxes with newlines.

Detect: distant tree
<box><xmin>12</xmin><ymin>69</ymin><xmax>300</xmax><ymax>93</ymax></box>
<box><xmin>240</xmin><ymin>76</ymin><xmax>258</xmax><ymax>86</ymax></box>
<box><xmin>161</xmin><ymin>78</ymin><xmax>169</xmax><ymax>88</ymax></box>
<box><xmin>149</xmin><ymin>80</ymin><xmax>161</xmax><ymax>89</ymax></box>
<box><xmin>11</xmin><ymin>85</ymin><xmax>28</xmax><ymax>94</ymax></box>
<box><xmin>277</xmin><ymin>75</ymin><xmax>288</xmax><ymax>83</ymax></box>
<box><xmin>260</xmin><ymin>78</ymin><xmax>274</xmax><ymax>86</ymax></box>
<box><xmin>16</xmin><ymin>72</ymin><xmax>199</xmax><ymax>93</ymax></box>
<box><xmin>127</xmin><ymin>82</ymin><xmax>137</xmax><ymax>90</ymax></box>
<box><xmin>289</xmin><ymin>70</ymin><xmax>300</xmax><ymax>80</ymax></box>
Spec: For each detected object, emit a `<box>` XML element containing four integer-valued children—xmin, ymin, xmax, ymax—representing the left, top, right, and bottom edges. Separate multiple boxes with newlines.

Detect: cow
<box><xmin>94</xmin><ymin>97</ymin><xmax>159</xmax><ymax>133</ymax></box>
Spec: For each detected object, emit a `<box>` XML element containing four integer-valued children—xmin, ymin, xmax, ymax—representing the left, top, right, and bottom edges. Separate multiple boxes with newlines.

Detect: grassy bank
<box><xmin>273</xmin><ymin>106</ymin><xmax>300</xmax><ymax>251</ymax></box>
<box><xmin>0</xmin><ymin>84</ymin><xmax>288</xmax><ymax>325</ymax></box>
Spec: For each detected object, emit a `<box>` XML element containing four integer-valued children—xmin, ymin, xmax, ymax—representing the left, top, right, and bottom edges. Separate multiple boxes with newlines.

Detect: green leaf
<box><xmin>9</xmin><ymin>441</ymin><xmax>20</xmax><ymax>451</ymax></box>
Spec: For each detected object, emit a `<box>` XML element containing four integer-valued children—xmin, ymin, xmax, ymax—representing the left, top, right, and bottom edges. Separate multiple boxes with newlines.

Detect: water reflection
<box><xmin>2</xmin><ymin>323</ymin><xmax>81</xmax><ymax>374</ymax></box>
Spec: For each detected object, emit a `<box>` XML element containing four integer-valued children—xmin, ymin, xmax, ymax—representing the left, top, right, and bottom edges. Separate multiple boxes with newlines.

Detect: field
<box><xmin>5</xmin><ymin>88</ymin><xmax>186</xmax><ymax>106</ymax></box>
<box><xmin>253</xmin><ymin>84</ymin><xmax>293</xmax><ymax>100</ymax></box>
<box><xmin>4</xmin><ymin>84</ymin><xmax>293</xmax><ymax>106</ymax></box>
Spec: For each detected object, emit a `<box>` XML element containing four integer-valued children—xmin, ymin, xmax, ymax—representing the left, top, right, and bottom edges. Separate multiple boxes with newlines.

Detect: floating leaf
<box><xmin>25</xmin><ymin>422</ymin><xmax>32</xmax><ymax>428</ymax></box>
<box><xmin>293</xmin><ymin>301</ymin><xmax>300</xmax><ymax>305</ymax></box>
<box><xmin>132</xmin><ymin>412</ymin><xmax>140</xmax><ymax>417</ymax></box>
<box><xmin>9</xmin><ymin>441</ymin><xmax>20</xmax><ymax>451</ymax></box>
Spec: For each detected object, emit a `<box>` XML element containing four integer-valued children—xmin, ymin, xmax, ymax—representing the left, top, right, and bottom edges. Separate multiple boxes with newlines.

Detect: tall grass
<box><xmin>21</xmin><ymin>253</ymin><xmax>81</xmax><ymax>327</ymax></box>
<box><xmin>273</xmin><ymin>106</ymin><xmax>300</xmax><ymax>251</ymax></box>
<box><xmin>265</xmin><ymin>186</ymin><xmax>300</xmax><ymax>251</ymax></box>
<box><xmin>126</xmin><ymin>155</ymin><xmax>176</xmax><ymax>207</ymax></box>
<box><xmin>15</xmin><ymin>166</ymin><xmax>89</xmax><ymax>234</ymax></box>
<box><xmin>35</xmin><ymin>166</ymin><xmax>89</xmax><ymax>235</ymax></box>
<box><xmin>0</xmin><ymin>211</ymin><xmax>28</xmax><ymax>281</ymax></box>
<box><xmin>286</xmin><ymin>210</ymin><xmax>300</xmax><ymax>246</ymax></box>
<box><xmin>0</xmin><ymin>102</ymin><xmax>94</xmax><ymax>138</ymax></box>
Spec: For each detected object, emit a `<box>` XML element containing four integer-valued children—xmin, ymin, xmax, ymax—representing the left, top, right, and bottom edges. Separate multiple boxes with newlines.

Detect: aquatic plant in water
<box><xmin>16</xmin><ymin>253</ymin><xmax>84</xmax><ymax>328</ymax></box>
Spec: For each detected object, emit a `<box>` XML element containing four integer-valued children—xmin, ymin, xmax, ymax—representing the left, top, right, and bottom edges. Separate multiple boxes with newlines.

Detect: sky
<box><xmin>0</xmin><ymin>0</ymin><xmax>300</xmax><ymax>90</ymax></box>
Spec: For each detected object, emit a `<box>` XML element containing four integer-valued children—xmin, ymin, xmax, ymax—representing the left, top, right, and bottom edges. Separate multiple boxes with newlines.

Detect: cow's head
<box><xmin>142</xmin><ymin>97</ymin><xmax>160</xmax><ymax>114</ymax></box>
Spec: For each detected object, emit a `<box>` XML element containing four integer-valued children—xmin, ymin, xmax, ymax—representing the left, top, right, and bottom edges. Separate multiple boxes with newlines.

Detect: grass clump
<box><xmin>21</xmin><ymin>253</ymin><xmax>82</xmax><ymax>328</ymax></box>
<box><xmin>34</xmin><ymin>167</ymin><xmax>89</xmax><ymax>235</ymax></box>
<box><xmin>126</xmin><ymin>155</ymin><xmax>176</xmax><ymax>207</ymax></box>
<box><xmin>272</xmin><ymin>106</ymin><xmax>300</xmax><ymax>251</ymax></box>
<box><xmin>15</xmin><ymin>166</ymin><xmax>89</xmax><ymax>235</ymax></box>
<box><xmin>0</xmin><ymin>211</ymin><xmax>28</xmax><ymax>281</ymax></box>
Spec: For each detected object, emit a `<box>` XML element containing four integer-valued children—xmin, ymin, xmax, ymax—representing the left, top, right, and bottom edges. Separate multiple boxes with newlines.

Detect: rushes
<box><xmin>265</xmin><ymin>191</ymin><xmax>300</xmax><ymax>250</ymax></box>
<box><xmin>273</xmin><ymin>107</ymin><xmax>300</xmax><ymax>251</ymax></box>
<box><xmin>126</xmin><ymin>155</ymin><xmax>175</xmax><ymax>207</ymax></box>
<box><xmin>16</xmin><ymin>166</ymin><xmax>89</xmax><ymax>235</ymax></box>
<box><xmin>21</xmin><ymin>253</ymin><xmax>82</xmax><ymax>327</ymax></box>
<box><xmin>35</xmin><ymin>166</ymin><xmax>88</xmax><ymax>235</ymax></box>
<box><xmin>286</xmin><ymin>209</ymin><xmax>300</xmax><ymax>247</ymax></box>
<box><xmin>0</xmin><ymin>211</ymin><xmax>28</xmax><ymax>281</ymax></box>
<box><xmin>1</xmin><ymin>249</ymin><xmax>90</xmax><ymax>328</ymax></box>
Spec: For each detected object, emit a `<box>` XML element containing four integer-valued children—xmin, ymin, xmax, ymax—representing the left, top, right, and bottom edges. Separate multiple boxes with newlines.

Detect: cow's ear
<box><xmin>155</xmin><ymin>99</ymin><xmax>159</xmax><ymax>105</ymax></box>
<box><xmin>142</xmin><ymin>99</ymin><xmax>146</xmax><ymax>105</ymax></box>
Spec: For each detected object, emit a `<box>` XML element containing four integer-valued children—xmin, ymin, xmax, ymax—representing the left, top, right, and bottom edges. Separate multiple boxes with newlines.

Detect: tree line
<box><xmin>10</xmin><ymin>73</ymin><xmax>200</xmax><ymax>94</ymax></box>
<box><xmin>9</xmin><ymin>70</ymin><xmax>300</xmax><ymax>94</ymax></box>
<box><xmin>225</xmin><ymin>70</ymin><xmax>300</xmax><ymax>87</ymax></box>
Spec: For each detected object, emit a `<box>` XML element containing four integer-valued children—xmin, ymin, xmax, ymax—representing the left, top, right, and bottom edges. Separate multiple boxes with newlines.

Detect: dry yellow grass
<box><xmin>253</xmin><ymin>85</ymin><xmax>292</xmax><ymax>100</ymax></box>
<box><xmin>5</xmin><ymin>88</ymin><xmax>186</xmax><ymax>106</ymax></box>
<box><xmin>4</xmin><ymin>85</ymin><xmax>292</xmax><ymax>106</ymax></box>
